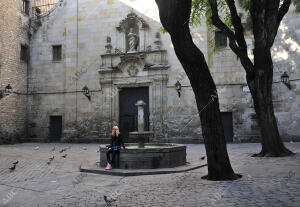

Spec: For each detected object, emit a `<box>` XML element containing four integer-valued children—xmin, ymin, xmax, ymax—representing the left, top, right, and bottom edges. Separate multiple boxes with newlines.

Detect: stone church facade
<box><xmin>1</xmin><ymin>0</ymin><xmax>300</xmax><ymax>144</ymax></box>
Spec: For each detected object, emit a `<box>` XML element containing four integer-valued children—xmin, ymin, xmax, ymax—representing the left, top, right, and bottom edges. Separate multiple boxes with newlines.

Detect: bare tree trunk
<box><xmin>155</xmin><ymin>0</ymin><xmax>241</xmax><ymax>180</ymax></box>
<box><xmin>249</xmin><ymin>49</ymin><xmax>293</xmax><ymax>157</ymax></box>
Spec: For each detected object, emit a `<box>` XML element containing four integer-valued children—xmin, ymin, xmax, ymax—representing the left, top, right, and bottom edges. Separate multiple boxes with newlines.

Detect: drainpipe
<box><xmin>75</xmin><ymin>0</ymin><xmax>79</xmax><ymax>125</ymax></box>
<box><xmin>26</xmin><ymin>6</ymin><xmax>32</xmax><ymax>141</ymax></box>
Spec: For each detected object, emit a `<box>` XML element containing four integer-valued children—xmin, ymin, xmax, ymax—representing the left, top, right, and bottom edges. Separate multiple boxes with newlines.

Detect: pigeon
<box><xmin>47</xmin><ymin>156</ymin><xmax>54</xmax><ymax>165</ymax></box>
<box><xmin>200</xmin><ymin>156</ymin><xmax>206</xmax><ymax>160</ymax></box>
<box><xmin>83</xmin><ymin>147</ymin><xmax>87</xmax><ymax>150</ymax></box>
<box><xmin>62</xmin><ymin>154</ymin><xmax>67</xmax><ymax>158</ymax></box>
<box><xmin>9</xmin><ymin>164</ymin><xmax>16</xmax><ymax>171</ymax></box>
<box><xmin>51</xmin><ymin>147</ymin><xmax>55</xmax><ymax>152</ymax></box>
<box><xmin>59</xmin><ymin>148</ymin><xmax>65</xmax><ymax>153</ymax></box>
<box><xmin>104</xmin><ymin>195</ymin><xmax>116</xmax><ymax>205</ymax></box>
<box><xmin>34</xmin><ymin>146</ymin><xmax>39</xmax><ymax>150</ymax></box>
<box><xmin>12</xmin><ymin>161</ymin><xmax>19</xmax><ymax>165</ymax></box>
<box><xmin>49</xmin><ymin>156</ymin><xmax>54</xmax><ymax>161</ymax></box>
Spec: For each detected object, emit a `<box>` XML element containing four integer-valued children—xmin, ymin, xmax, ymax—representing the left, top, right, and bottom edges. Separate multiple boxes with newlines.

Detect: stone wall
<box><xmin>206</xmin><ymin>4</ymin><xmax>300</xmax><ymax>142</ymax></box>
<box><xmin>271</xmin><ymin>4</ymin><xmax>300</xmax><ymax>141</ymax></box>
<box><xmin>27</xmin><ymin>0</ymin><xmax>300</xmax><ymax>143</ymax></box>
<box><xmin>0</xmin><ymin>0</ymin><xmax>30</xmax><ymax>143</ymax></box>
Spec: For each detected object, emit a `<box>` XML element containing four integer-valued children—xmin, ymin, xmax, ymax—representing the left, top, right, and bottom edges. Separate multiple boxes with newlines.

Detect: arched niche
<box><xmin>116</xmin><ymin>12</ymin><xmax>149</xmax><ymax>53</ymax></box>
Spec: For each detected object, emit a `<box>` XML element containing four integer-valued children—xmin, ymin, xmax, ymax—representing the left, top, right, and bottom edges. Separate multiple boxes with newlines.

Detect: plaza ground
<box><xmin>0</xmin><ymin>142</ymin><xmax>299</xmax><ymax>207</ymax></box>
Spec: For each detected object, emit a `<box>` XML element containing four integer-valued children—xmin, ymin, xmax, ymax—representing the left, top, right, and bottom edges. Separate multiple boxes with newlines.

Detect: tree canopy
<box><xmin>191</xmin><ymin>0</ymin><xmax>300</xmax><ymax>28</ymax></box>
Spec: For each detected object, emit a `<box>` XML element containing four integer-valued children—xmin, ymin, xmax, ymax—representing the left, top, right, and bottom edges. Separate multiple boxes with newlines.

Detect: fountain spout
<box><xmin>136</xmin><ymin>100</ymin><xmax>146</xmax><ymax>132</ymax></box>
<box><xmin>129</xmin><ymin>100</ymin><xmax>153</xmax><ymax>148</ymax></box>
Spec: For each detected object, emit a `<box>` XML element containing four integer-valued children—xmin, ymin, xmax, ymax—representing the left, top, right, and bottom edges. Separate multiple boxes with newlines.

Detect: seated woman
<box><xmin>105</xmin><ymin>126</ymin><xmax>126</xmax><ymax>170</ymax></box>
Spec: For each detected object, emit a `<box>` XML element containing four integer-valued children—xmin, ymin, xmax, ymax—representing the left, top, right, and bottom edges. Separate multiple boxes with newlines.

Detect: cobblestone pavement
<box><xmin>0</xmin><ymin>142</ymin><xmax>299</xmax><ymax>207</ymax></box>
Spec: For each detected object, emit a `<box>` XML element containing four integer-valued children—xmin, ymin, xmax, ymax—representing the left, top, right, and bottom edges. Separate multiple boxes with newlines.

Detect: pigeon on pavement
<box><xmin>47</xmin><ymin>156</ymin><xmax>54</xmax><ymax>165</ymax></box>
<box><xmin>9</xmin><ymin>164</ymin><xmax>16</xmax><ymax>171</ymax></box>
<box><xmin>62</xmin><ymin>154</ymin><xmax>67</xmax><ymax>158</ymax></box>
<box><xmin>51</xmin><ymin>147</ymin><xmax>55</xmax><ymax>152</ymax></box>
<box><xmin>59</xmin><ymin>148</ymin><xmax>66</xmax><ymax>153</ymax></box>
<box><xmin>104</xmin><ymin>195</ymin><xmax>116</xmax><ymax>205</ymax></box>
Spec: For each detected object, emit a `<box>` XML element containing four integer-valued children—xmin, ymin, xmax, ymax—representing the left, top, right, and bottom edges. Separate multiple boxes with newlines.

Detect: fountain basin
<box><xmin>99</xmin><ymin>143</ymin><xmax>186</xmax><ymax>169</ymax></box>
<box><xmin>129</xmin><ymin>131</ymin><xmax>154</xmax><ymax>148</ymax></box>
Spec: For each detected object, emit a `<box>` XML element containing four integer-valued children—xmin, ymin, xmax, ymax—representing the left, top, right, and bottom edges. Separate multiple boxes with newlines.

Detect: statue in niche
<box><xmin>127</xmin><ymin>28</ymin><xmax>138</xmax><ymax>52</ymax></box>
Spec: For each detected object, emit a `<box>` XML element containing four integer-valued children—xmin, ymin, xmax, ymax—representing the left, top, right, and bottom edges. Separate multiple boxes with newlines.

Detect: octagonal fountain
<box><xmin>100</xmin><ymin>100</ymin><xmax>186</xmax><ymax>169</ymax></box>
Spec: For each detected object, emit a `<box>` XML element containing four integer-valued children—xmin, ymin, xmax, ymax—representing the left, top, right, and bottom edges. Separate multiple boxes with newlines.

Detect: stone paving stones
<box><xmin>0</xmin><ymin>143</ymin><xmax>299</xmax><ymax>206</ymax></box>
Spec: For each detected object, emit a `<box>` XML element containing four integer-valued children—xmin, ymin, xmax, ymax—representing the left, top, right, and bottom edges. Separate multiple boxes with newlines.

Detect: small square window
<box><xmin>20</xmin><ymin>45</ymin><xmax>28</xmax><ymax>62</ymax></box>
<box><xmin>52</xmin><ymin>45</ymin><xmax>62</xmax><ymax>61</ymax></box>
<box><xmin>22</xmin><ymin>0</ymin><xmax>30</xmax><ymax>15</ymax></box>
<box><xmin>215</xmin><ymin>31</ymin><xmax>227</xmax><ymax>48</ymax></box>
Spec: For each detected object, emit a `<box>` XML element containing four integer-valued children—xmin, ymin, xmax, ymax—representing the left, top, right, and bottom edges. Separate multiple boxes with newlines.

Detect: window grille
<box><xmin>22</xmin><ymin>0</ymin><xmax>30</xmax><ymax>15</ymax></box>
<box><xmin>31</xmin><ymin>0</ymin><xmax>59</xmax><ymax>17</ymax></box>
<box><xmin>20</xmin><ymin>45</ymin><xmax>28</xmax><ymax>62</ymax></box>
<box><xmin>215</xmin><ymin>31</ymin><xmax>227</xmax><ymax>48</ymax></box>
<box><xmin>52</xmin><ymin>45</ymin><xmax>62</xmax><ymax>61</ymax></box>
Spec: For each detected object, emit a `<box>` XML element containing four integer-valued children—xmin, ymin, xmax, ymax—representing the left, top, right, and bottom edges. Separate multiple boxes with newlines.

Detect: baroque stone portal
<box><xmin>97</xmin><ymin>12</ymin><xmax>170</xmax><ymax>140</ymax></box>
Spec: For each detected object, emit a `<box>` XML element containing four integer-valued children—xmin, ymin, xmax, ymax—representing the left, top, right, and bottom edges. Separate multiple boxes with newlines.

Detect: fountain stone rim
<box><xmin>99</xmin><ymin>143</ymin><xmax>186</xmax><ymax>153</ymax></box>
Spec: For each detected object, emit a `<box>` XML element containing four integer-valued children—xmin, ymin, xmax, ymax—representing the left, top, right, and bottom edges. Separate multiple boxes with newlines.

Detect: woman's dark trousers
<box><xmin>106</xmin><ymin>149</ymin><xmax>120</xmax><ymax>167</ymax></box>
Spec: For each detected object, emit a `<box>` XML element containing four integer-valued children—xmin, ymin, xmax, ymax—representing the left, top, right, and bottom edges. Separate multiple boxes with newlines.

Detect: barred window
<box><xmin>31</xmin><ymin>0</ymin><xmax>58</xmax><ymax>17</ymax></box>
<box><xmin>22</xmin><ymin>0</ymin><xmax>30</xmax><ymax>15</ymax></box>
<box><xmin>20</xmin><ymin>45</ymin><xmax>28</xmax><ymax>62</ymax></box>
<box><xmin>52</xmin><ymin>45</ymin><xmax>62</xmax><ymax>61</ymax></box>
<box><xmin>215</xmin><ymin>31</ymin><xmax>227</xmax><ymax>48</ymax></box>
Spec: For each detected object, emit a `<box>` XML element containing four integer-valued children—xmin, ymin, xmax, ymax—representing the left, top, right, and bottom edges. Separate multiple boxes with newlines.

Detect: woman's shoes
<box><xmin>105</xmin><ymin>163</ymin><xmax>112</xmax><ymax>170</ymax></box>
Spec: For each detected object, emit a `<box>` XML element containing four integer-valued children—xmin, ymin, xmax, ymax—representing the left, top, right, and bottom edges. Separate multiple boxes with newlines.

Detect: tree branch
<box><xmin>224</xmin><ymin>0</ymin><xmax>248</xmax><ymax>53</ymax></box>
<box><xmin>250</xmin><ymin>0</ymin><xmax>267</xmax><ymax>53</ymax></box>
<box><xmin>277</xmin><ymin>0</ymin><xmax>292</xmax><ymax>25</ymax></box>
<box><xmin>265</xmin><ymin>0</ymin><xmax>291</xmax><ymax>47</ymax></box>
<box><xmin>272</xmin><ymin>0</ymin><xmax>292</xmax><ymax>45</ymax></box>
<box><xmin>265</xmin><ymin>0</ymin><xmax>280</xmax><ymax>47</ymax></box>
<box><xmin>208</xmin><ymin>0</ymin><xmax>254</xmax><ymax>75</ymax></box>
<box><xmin>209</xmin><ymin>0</ymin><xmax>236</xmax><ymax>41</ymax></box>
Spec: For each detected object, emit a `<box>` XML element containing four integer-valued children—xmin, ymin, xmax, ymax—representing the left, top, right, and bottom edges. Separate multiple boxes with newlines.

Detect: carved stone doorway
<box><xmin>119</xmin><ymin>87</ymin><xmax>149</xmax><ymax>142</ymax></box>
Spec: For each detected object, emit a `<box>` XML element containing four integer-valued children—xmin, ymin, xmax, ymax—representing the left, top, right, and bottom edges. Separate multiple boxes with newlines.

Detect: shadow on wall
<box><xmin>272</xmin><ymin>5</ymin><xmax>300</xmax><ymax>78</ymax></box>
<box><xmin>0</xmin><ymin>127</ymin><xmax>24</xmax><ymax>144</ymax></box>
